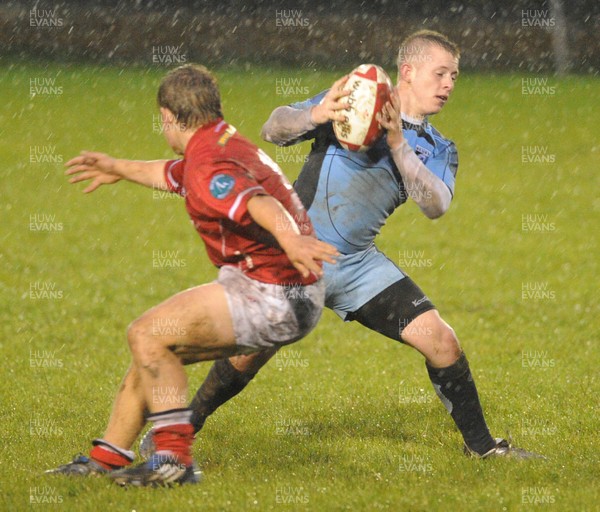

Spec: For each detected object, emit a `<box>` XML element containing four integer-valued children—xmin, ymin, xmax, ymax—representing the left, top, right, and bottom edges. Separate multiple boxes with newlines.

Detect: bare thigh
<box><xmin>128</xmin><ymin>282</ymin><xmax>240</xmax><ymax>364</ymax></box>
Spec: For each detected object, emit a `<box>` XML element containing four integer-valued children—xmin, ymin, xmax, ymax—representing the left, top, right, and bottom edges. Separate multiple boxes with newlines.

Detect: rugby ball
<box><xmin>333</xmin><ymin>64</ymin><xmax>393</xmax><ymax>152</ymax></box>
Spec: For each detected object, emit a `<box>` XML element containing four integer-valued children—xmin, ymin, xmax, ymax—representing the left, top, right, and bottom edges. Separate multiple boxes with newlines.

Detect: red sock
<box><xmin>90</xmin><ymin>445</ymin><xmax>132</xmax><ymax>470</ymax></box>
<box><xmin>152</xmin><ymin>424</ymin><xmax>195</xmax><ymax>466</ymax></box>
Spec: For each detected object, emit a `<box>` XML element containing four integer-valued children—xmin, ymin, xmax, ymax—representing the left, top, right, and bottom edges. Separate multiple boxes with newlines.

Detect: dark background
<box><xmin>2</xmin><ymin>0</ymin><xmax>598</xmax><ymax>72</ymax></box>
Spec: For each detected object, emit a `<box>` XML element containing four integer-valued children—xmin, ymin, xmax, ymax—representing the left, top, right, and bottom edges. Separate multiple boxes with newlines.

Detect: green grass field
<box><xmin>1</xmin><ymin>62</ymin><xmax>598</xmax><ymax>511</ymax></box>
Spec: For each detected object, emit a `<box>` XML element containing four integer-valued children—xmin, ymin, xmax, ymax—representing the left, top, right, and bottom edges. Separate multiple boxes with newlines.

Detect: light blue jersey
<box><xmin>288</xmin><ymin>90</ymin><xmax>459</xmax><ymax>317</ymax></box>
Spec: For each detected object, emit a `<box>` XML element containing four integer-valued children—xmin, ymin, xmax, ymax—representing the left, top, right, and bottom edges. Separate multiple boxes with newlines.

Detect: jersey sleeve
<box><xmin>203</xmin><ymin>169</ymin><xmax>267</xmax><ymax>223</ymax></box>
<box><xmin>426</xmin><ymin>141</ymin><xmax>458</xmax><ymax>196</ymax></box>
<box><xmin>164</xmin><ymin>159</ymin><xmax>186</xmax><ymax>196</ymax></box>
<box><xmin>289</xmin><ymin>89</ymin><xmax>328</xmax><ymax>111</ymax></box>
<box><xmin>288</xmin><ymin>89</ymin><xmax>329</xmax><ymax>143</ymax></box>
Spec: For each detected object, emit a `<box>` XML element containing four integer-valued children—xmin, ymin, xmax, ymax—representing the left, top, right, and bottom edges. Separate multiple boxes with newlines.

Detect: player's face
<box><xmin>410</xmin><ymin>45</ymin><xmax>459</xmax><ymax>116</ymax></box>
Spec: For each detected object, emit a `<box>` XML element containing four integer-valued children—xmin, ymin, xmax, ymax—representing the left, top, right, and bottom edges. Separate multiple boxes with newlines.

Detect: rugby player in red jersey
<box><xmin>149</xmin><ymin>31</ymin><xmax>542</xmax><ymax>462</ymax></box>
<box><xmin>47</xmin><ymin>64</ymin><xmax>338</xmax><ymax>486</ymax></box>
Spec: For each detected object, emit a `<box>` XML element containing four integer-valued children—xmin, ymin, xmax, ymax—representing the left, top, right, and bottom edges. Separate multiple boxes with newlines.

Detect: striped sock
<box><xmin>147</xmin><ymin>408</ymin><xmax>195</xmax><ymax>466</ymax></box>
<box><xmin>90</xmin><ymin>439</ymin><xmax>135</xmax><ymax>470</ymax></box>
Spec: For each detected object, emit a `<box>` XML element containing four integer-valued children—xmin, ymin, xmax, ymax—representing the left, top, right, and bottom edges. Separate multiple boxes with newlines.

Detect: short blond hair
<box><xmin>397</xmin><ymin>30</ymin><xmax>460</xmax><ymax>70</ymax></box>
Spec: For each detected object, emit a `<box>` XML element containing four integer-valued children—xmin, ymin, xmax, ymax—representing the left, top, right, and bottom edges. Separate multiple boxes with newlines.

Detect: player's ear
<box><xmin>399</xmin><ymin>62</ymin><xmax>414</xmax><ymax>83</ymax></box>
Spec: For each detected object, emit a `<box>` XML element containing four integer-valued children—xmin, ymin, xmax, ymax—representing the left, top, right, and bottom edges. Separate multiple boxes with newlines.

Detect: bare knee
<box><xmin>435</xmin><ymin>325</ymin><xmax>462</xmax><ymax>362</ymax></box>
<box><xmin>402</xmin><ymin>311</ymin><xmax>462</xmax><ymax>366</ymax></box>
<box><xmin>126</xmin><ymin>318</ymin><xmax>156</xmax><ymax>361</ymax></box>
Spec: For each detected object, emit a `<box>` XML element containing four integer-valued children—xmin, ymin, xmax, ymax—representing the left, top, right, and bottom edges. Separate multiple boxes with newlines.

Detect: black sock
<box><xmin>189</xmin><ymin>358</ymin><xmax>258</xmax><ymax>433</ymax></box>
<box><xmin>426</xmin><ymin>352</ymin><xmax>496</xmax><ymax>455</ymax></box>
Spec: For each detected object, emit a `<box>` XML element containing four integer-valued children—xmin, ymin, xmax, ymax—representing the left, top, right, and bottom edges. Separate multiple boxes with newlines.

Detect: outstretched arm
<box><xmin>65</xmin><ymin>151</ymin><xmax>169</xmax><ymax>193</ymax></box>
<box><xmin>261</xmin><ymin>75</ymin><xmax>350</xmax><ymax>146</ymax></box>
<box><xmin>247</xmin><ymin>195</ymin><xmax>339</xmax><ymax>278</ymax></box>
<box><xmin>377</xmin><ymin>91</ymin><xmax>452</xmax><ymax>219</ymax></box>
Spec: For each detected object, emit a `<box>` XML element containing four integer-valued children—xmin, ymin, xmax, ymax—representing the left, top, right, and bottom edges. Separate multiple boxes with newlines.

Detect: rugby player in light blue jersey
<box><xmin>149</xmin><ymin>30</ymin><xmax>541</xmax><ymax>460</ymax></box>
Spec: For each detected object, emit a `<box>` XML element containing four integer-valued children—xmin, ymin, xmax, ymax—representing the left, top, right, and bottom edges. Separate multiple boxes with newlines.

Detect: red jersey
<box><xmin>164</xmin><ymin>118</ymin><xmax>318</xmax><ymax>285</ymax></box>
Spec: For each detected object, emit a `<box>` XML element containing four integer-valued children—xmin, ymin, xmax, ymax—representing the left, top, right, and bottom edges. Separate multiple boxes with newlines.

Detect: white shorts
<box><xmin>216</xmin><ymin>266</ymin><xmax>325</xmax><ymax>352</ymax></box>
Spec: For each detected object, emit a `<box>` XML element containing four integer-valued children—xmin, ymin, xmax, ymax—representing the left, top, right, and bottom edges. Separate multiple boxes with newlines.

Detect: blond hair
<box><xmin>397</xmin><ymin>30</ymin><xmax>460</xmax><ymax>71</ymax></box>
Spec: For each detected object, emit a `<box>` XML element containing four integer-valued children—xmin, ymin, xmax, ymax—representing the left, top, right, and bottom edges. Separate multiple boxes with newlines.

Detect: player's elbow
<box><xmin>260</xmin><ymin>109</ymin><xmax>283</xmax><ymax>144</ymax></box>
<box><xmin>260</xmin><ymin>122</ymin><xmax>273</xmax><ymax>143</ymax></box>
<box><xmin>422</xmin><ymin>196</ymin><xmax>451</xmax><ymax>219</ymax></box>
<box><xmin>261</xmin><ymin>108</ymin><xmax>295</xmax><ymax>146</ymax></box>
<box><xmin>260</xmin><ymin>121</ymin><xmax>288</xmax><ymax>146</ymax></box>
<box><xmin>424</xmin><ymin>187</ymin><xmax>452</xmax><ymax>219</ymax></box>
<box><xmin>423</xmin><ymin>205</ymin><xmax>447</xmax><ymax>219</ymax></box>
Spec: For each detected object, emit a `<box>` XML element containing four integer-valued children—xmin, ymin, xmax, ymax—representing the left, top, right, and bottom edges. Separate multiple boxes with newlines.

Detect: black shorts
<box><xmin>345</xmin><ymin>277</ymin><xmax>436</xmax><ymax>342</ymax></box>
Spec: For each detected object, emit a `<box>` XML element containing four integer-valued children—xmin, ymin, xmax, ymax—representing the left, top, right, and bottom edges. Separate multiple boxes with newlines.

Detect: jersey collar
<box><xmin>184</xmin><ymin>117</ymin><xmax>226</xmax><ymax>159</ymax></box>
<box><xmin>401</xmin><ymin>113</ymin><xmax>429</xmax><ymax>136</ymax></box>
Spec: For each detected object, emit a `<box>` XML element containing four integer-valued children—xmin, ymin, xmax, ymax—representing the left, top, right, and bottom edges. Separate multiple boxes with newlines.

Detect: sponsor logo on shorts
<box><xmin>411</xmin><ymin>296</ymin><xmax>429</xmax><ymax>307</ymax></box>
<box><xmin>209</xmin><ymin>174</ymin><xmax>235</xmax><ymax>199</ymax></box>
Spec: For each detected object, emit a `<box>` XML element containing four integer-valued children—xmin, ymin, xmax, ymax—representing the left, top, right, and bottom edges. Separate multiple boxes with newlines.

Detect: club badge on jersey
<box><xmin>209</xmin><ymin>174</ymin><xmax>236</xmax><ymax>199</ymax></box>
<box><xmin>414</xmin><ymin>144</ymin><xmax>432</xmax><ymax>164</ymax></box>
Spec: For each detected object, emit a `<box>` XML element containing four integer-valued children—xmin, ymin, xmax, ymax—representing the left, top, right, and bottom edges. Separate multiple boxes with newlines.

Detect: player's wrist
<box><xmin>275</xmin><ymin>229</ymin><xmax>301</xmax><ymax>246</ymax></box>
<box><xmin>308</xmin><ymin>105</ymin><xmax>322</xmax><ymax>126</ymax></box>
<box><xmin>388</xmin><ymin>137</ymin><xmax>408</xmax><ymax>153</ymax></box>
<box><xmin>110</xmin><ymin>158</ymin><xmax>126</xmax><ymax>177</ymax></box>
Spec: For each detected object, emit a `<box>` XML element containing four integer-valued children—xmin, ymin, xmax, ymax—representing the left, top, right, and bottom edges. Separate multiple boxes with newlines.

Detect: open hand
<box><xmin>279</xmin><ymin>234</ymin><xmax>339</xmax><ymax>278</ymax></box>
<box><xmin>65</xmin><ymin>151</ymin><xmax>121</xmax><ymax>193</ymax></box>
